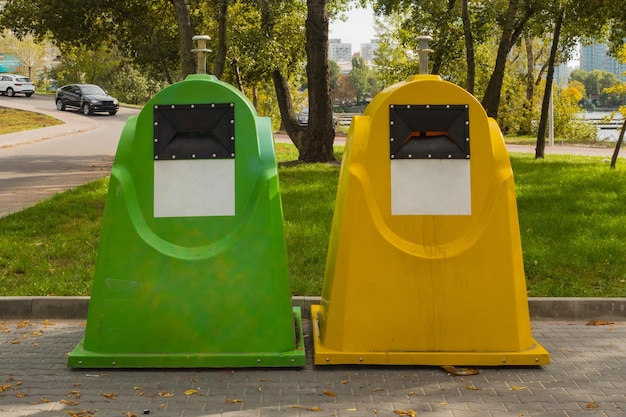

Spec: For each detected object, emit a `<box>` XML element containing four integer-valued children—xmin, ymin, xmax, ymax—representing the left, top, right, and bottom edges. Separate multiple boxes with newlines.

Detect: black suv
<box><xmin>55</xmin><ymin>84</ymin><xmax>119</xmax><ymax>115</ymax></box>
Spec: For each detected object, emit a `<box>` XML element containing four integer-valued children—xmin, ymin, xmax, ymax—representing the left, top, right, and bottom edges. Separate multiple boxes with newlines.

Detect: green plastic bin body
<box><xmin>68</xmin><ymin>74</ymin><xmax>305</xmax><ymax>368</ymax></box>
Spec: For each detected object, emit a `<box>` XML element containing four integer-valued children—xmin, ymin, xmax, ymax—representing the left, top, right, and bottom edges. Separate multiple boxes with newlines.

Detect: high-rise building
<box><xmin>360</xmin><ymin>39</ymin><xmax>379</xmax><ymax>64</ymax></box>
<box><xmin>580</xmin><ymin>43</ymin><xmax>626</xmax><ymax>81</ymax></box>
<box><xmin>329</xmin><ymin>39</ymin><xmax>352</xmax><ymax>64</ymax></box>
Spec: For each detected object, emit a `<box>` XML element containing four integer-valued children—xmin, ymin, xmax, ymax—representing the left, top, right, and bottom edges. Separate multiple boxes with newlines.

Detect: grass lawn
<box><xmin>0</xmin><ymin>106</ymin><xmax>63</xmax><ymax>135</ymax></box>
<box><xmin>1</xmin><ymin>143</ymin><xmax>626</xmax><ymax>297</ymax></box>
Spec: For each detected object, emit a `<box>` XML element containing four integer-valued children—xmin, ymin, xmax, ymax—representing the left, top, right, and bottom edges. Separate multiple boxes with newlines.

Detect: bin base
<box><xmin>311</xmin><ymin>305</ymin><xmax>549</xmax><ymax>366</ymax></box>
<box><xmin>68</xmin><ymin>307</ymin><xmax>306</xmax><ymax>368</ymax></box>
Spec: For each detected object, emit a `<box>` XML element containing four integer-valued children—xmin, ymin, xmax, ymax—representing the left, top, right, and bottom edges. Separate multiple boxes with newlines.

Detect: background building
<box><xmin>329</xmin><ymin>39</ymin><xmax>352</xmax><ymax>64</ymax></box>
<box><xmin>580</xmin><ymin>42</ymin><xmax>626</xmax><ymax>81</ymax></box>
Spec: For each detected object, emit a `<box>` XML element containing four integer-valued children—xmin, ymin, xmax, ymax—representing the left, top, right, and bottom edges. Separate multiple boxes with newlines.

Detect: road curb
<box><xmin>1</xmin><ymin>296</ymin><xmax>625</xmax><ymax>321</ymax></box>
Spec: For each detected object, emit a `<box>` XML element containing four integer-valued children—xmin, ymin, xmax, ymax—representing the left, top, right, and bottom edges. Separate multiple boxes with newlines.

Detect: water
<box><xmin>582</xmin><ymin>111</ymin><xmax>624</xmax><ymax>142</ymax></box>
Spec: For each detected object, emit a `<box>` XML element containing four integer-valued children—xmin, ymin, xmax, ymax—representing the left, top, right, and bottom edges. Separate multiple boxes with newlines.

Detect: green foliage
<box><xmin>571</xmin><ymin>68</ymin><xmax>625</xmax><ymax>108</ymax></box>
<box><xmin>348</xmin><ymin>55</ymin><xmax>382</xmax><ymax>104</ymax></box>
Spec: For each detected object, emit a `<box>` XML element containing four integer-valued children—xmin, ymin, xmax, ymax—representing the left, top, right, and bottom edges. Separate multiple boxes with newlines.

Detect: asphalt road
<box><xmin>0</xmin><ymin>94</ymin><xmax>140</xmax><ymax>217</ymax></box>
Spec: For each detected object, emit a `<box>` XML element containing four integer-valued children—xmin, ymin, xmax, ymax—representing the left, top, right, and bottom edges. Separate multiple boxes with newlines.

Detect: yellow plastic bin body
<box><xmin>312</xmin><ymin>74</ymin><xmax>549</xmax><ymax>366</ymax></box>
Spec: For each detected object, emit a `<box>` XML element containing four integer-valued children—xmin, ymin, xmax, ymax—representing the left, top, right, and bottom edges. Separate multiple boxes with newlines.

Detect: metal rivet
<box><xmin>211</xmin><ymin>104</ymin><xmax>215</xmax><ymax>107</ymax></box>
<box><xmin>535</xmin><ymin>358</ymin><xmax>540</xmax><ymax>362</ymax></box>
<box><xmin>171</xmin><ymin>105</ymin><xmax>175</xmax><ymax>109</ymax></box>
<box><xmin>154</xmin><ymin>105</ymin><xmax>158</xmax><ymax>109</ymax></box>
<box><xmin>466</xmin><ymin>138</ymin><xmax>469</xmax><ymax>142</ymax></box>
<box><xmin>359</xmin><ymin>357</ymin><xmax>364</xmax><ymax>362</ymax></box>
<box><xmin>171</xmin><ymin>155</ymin><xmax>176</xmax><ymax>159</ymax></box>
<box><xmin>231</xmin><ymin>153</ymin><xmax>235</xmax><ymax>157</ymax></box>
<box><xmin>466</xmin><ymin>155</ymin><xmax>470</xmax><ymax>159</ymax></box>
<box><xmin>448</xmin><ymin>155</ymin><xmax>452</xmax><ymax>158</ymax></box>
<box><xmin>230</xmin><ymin>103</ymin><xmax>234</xmax><ymax>107</ymax></box>
<box><xmin>230</xmin><ymin>119</ymin><xmax>234</xmax><ymax>124</ymax></box>
<box><xmin>465</xmin><ymin>121</ymin><xmax>469</xmax><ymax>125</ymax></box>
<box><xmin>78</xmin><ymin>360</ymin><xmax>83</xmax><ymax>365</ymax></box>
<box><xmin>291</xmin><ymin>358</ymin><xmax>295</xmax><ymax>363</ymax></box>
<box><xmin>391</xmin><ymin>155</ymin><xmax>395</xmax><ymax>159</ymax></box>
<box><xmin>112</xmin><ymin>361</ymin><xmax>116</xmax><ymax>366</ymax></box>
<box><xmin>154</xmin><ymin>139</ymin><xmax>158</xmax><ymax>142</ymax></box>
<box><xmin>408</xmin><ymin>154</ymin><xmax>413</xmax><ymax>158</ymax></box>
<box><xmin>190</xmin><ymin>104</ymin><xmax>195</xmax><ymax>108</ymax></box>
<box><xmin>390</xmin><ymin>138</ymin><xmax>394</xmax><ymax>142</ymax></box>
<box><xmin>428</xmin><ymin>154</ymin><xmax>432</xmax><ymax>158</ymax></box>
<box><xmin>155</xmin><ymin>156</ymin><xmax>159</xmax><ymax>160</ymax></box>
<box><xmin>154</xmin><ymin>121</ymin><xmax>158</xmax><ymax>126</ymax></box>
<box><xmin>231</xmin><ymin>137</ymin><xmax>234</xmax><ymax>141</ymax></box>
<box><xmin>257</xmin><ymin>359</ymin><xmax>261</xmax><ymax>363</ymax></box>
<box><xmin>192</xmin><ymin>154</ymin><xmax>196</xmax><ymax>159</ymax></box>
<box><xmin>390</xmin><ymin>121</ymin><xmax>394</xmax><ymax>125</ymax></box>
<box><xmin>212</xmin><ymin>153</ymin><xmax>217</xmax><ymax>158</ymax></box>
<box><xmin>502</xmin><ymin>358</ymin><xmax>507</xmax><ymax>363</ymax></box>
<box><xmin>326</xmin><ymin>357</ymin><xmax>330</xmax><ymax>362</ymax></box>
<box><xmin>426</xmin><ymin>105</ymin><xmax>430</xmax><ymax>108</ymax></box>
<box><xmin>446</xmin><ymin>105</ymin><xmax>450</xmax><ymax>108</ymax></box>
<box><xmin>390</xmin><ymin>104</ymin><xmax>394</xmax><ymax>108</ymax></box>
<box><xmin>406</xmin><ymin>105</ymin><xmax>410</xmax><ymax>109</ymax></box>
<box><xmin>465</xmin><ymin>104</ymin><xmax>469</xmax><ymax>108</ymax></box>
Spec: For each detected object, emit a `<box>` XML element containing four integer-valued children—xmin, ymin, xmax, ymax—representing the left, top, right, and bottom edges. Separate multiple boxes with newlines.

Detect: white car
<box><xmin>0</xmin><ymin>74</ymin><xmax>35</xmax><ymax>97</ymax></box>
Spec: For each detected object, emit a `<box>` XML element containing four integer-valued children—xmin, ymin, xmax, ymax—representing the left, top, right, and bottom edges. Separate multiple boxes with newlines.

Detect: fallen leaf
<box><xmin>288</xmin><ymin>405</ymin><xmax>301</xmax><ymax>409</ymax></box>
<box><xmin>16</xmin><ymin>321</ymin><xmax>28</xmax><ymax>329</ymax></box>
<box><xmin>30</xmin><ymin>331</ymin><xmax>43</xmax><ymax>336</ymax></box>
<box><xmin>60</xmin><ymin>399</ymin><xmax>80</xmax><ymax>406</ymax></box>
<box><xmin>133</xmin><ymin>387</ymin><xmax>141</xmax><ymax>390</ymax></box>
<box><xmin>340</xmin><ymin>379</ymin><xmax>350</xmax><ymax>384</ymax></box>
<box><xmin>157</xmin><ymin>391</ymin><xmax>174</xmax><ymax>397</ymax></box>
<box><xmin>184</xmin><ymin>389</ymin><xmax>198</xmax><ymax>396</ymax></box>
<box><xmin>407</xmin><ymin>391</ymin><xmax>415</xmax><ymax>396</ymax></box>
<box><xmin>124</xmin><ymin>412</ymin><xmax>138</xmax><ymax>417</ymax></box>
<box><xmin>372</xmin><ymin>387</ymin><xmax>385</xmax><ymax>392</ymax></box>
<box><xmin>15</xmin><ymin>392</ymin><xmax>27</xmax><ymax>398</ymax></box>
<box><xmin>11</xmin><ymin>339</ymin><xmax>20</xmax><ymax>345</ymax></box>
<box><xmin>322</xmin><ymin>390</ymin><xmax>337</xmax><ymax>397</ymax></box>
<box><xmin>586</xmin><ymin>320</ymin><xmax>615</xmax><ymax>326</ymax></box>
<box><xmin>40</xmin><ymin>397</ymin><xmax>51</xmax><ymax>402</ymax></box>
<box><xmin>393</xmin><ymin>410</ymin><xmax>417</xmax><ymax>417</ymax></box>
<box><xmin>586</xmin><ymin>402</ymin><xmax>600</xmax><ymax>409</ymax></box>
<box><xmin>101</xmin><ymin>393</ymin><xmax>118</xmax><ymax>400</ymax></box>
<box><xmin>68</xmin><ymin>390</ymin><xmax>82</xmax><ymax>398</ymax></box>
<box><xmin>466</xmin><ymin>385</ymin><xmax>482</xmax><ymax>390</ymax></box>
<box><xmin>441</xmin><ymin>365</ymin><xmax>480</xmax><ymax>376</ymax></box>
<box><xmin>510</xmin><ymin>386</ymin><xmax>527</xmax><ymax>391</ymax></box>
<box><xmin>309</xmin><ymin>407</ymin><xmax>322</xmax><ymax>411</ymax></box>
<box><xmin>224</xmin><ymin>398</ymin><xmax>242</xmax><ymax>404</ymax></box>
<box><xmin>0</xmin><ymin>384</ymin><xmax>11</xmax><ymax>393</ymax></box>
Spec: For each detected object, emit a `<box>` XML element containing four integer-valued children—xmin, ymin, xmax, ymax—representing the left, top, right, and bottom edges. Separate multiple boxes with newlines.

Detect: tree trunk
<box><xmin>302</xmin><ymin>0</ymin><xmax>335</xmax><ymax>162</ymax></box>
<box><xmin>461</xmin><ymin>0</ymin><xmax>474</xmax><ymax>94</ymax></box>
<box><xmin>170</xmin><ymin>0</ymin><xmax>196</xmax><ymax>77</ymax></box>
<box><xmin>481</xmin><ymin>0</ymin><xmax>519</xmax><ymax>118</ymax></box>
<box><xmin>232</xmin><ymin>58</ymin><xmax>244</xmax><ymax>91</ymax></box>
<box><xmin>431</xmin><ymin>0</ymin><xmax>457</xmax><ymax>75</ymax></box>
<box><xmin>214</xmin><ymin>0</ymin><xmax>228</xmax><ymax>78</ymax></box>
<box><xmin>272</xmin><ymin>69</ymin><xmax>306</xmax><ymax>150</ymax></box>
<box><xmin>535</xmin><ymin>6</ymin><xmax>565</xmax><ymax>159</ymax></box>
<box><xmin>610</xmin><ymin>119</ymin><xmax>625</xmax><ymax>169</ymax></box>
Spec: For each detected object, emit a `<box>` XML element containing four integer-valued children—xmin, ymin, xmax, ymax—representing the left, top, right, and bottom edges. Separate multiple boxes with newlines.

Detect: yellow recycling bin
<box><xmin>312</xmin><ymin>74</ymin><xmax>549</xmax><ymax>366</ymax></box>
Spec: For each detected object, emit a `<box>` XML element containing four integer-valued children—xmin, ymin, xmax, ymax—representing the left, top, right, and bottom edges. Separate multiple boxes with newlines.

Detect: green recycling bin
<box><xmin>68</xmin><ymin>74</ymin><xmax>305</xmax><ymax>368</ymax></box>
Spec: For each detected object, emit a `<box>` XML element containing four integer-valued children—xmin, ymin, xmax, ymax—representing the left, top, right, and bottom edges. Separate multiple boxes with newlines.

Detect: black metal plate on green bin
<box><xmin>389</xmin><ymin>104</ymin><xmax>469</xmax><ymax>160</ymax></box>
<box><xmin>153</xmin><ymin>103</ymin><xmax>235</xmax><ymax>160</ymax></box>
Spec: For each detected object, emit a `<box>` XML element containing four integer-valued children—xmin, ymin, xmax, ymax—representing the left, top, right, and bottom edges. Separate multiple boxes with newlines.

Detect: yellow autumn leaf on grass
<box><xmin>184</xmin><ymin>389</ymin><xmax>198</xmax><ymax>396</ymax></box>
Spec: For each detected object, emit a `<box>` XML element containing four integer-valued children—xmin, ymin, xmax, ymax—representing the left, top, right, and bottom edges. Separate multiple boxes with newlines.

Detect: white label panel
<box><xmin>154</xmin><ymin>159</ymin><xmax>235</xmax><ymax>218</ymax></box>
<box><xmin>391</xmin><ymin>159</ymin><xmax>471</xmax><ymax>215</ymax></box>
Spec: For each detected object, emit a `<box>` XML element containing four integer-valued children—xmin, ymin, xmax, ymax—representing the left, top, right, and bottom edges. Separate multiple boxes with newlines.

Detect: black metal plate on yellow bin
<box><xmin>389</xmin><ymin>104</ymin><xmax>470</xmax><ymax>159</ymax></box>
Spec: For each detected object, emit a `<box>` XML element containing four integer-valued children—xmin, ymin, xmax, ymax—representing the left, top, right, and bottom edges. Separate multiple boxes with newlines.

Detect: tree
<box><xmin>0</xmin><ymin>32</ymin><xmax>46</xmax><ymax>79</ymax></box>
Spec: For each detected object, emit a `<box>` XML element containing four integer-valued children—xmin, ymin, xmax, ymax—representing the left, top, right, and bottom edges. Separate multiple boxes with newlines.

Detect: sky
<box><xmin>329</xmin><ymin>6</ymin><xmax>376</xmax><ymax>53</ymax></box>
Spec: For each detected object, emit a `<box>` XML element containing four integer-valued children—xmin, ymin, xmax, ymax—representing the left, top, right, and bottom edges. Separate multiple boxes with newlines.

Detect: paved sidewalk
<box><xmin>1</xmin><ymin>318</ymin><xmax>625</xmax><ymax>417</ymax></box>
